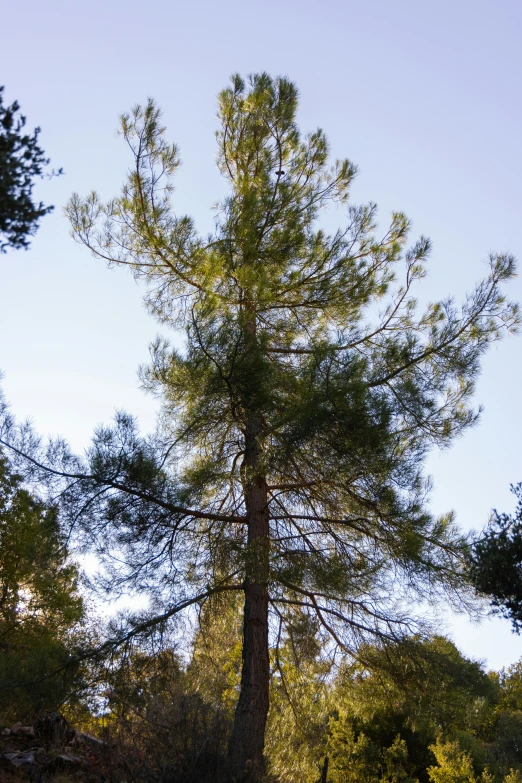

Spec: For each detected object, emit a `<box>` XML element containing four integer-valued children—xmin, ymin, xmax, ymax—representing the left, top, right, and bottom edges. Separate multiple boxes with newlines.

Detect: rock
<box><xmin>4</xmin><ymin>750</ymin><xmax>36</xmax><ymax>765</ymax></box>
<box><xmin>10</xmin><ymin>721</ymin><xmax>22</xmax><ymax>732</ymax></box>
<box><xmin>72</xmin><ymin>729</ymin><xmax>104</xmax><ymax>747</ymax></box>
<box><xmin>0</xmin><ymin>727</ymin><xmax>10</xmax><ymax>736</ymax></box>
<box><xmin>35</xmin><ymin>712</ymin><xmax>75</xmax><ymax>745</ymax></box>
<box><xmin>12</xmin><ymin>726</ymin><xmax>36</xmax><ymax>739</ymax></box>
<box><xmin>1</xmin><ymin>748</ymin><xmax>42</xmax><ymax>779</ymax></box>
<box><xmin>44</xmin><ymin>752</ymin><xmax>82</xmax><ymax>772</ymax></box>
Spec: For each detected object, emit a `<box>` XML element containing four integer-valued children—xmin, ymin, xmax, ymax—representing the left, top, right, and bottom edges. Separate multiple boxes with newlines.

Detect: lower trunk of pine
<box><xmin>229</xmin><ymin>417</ymin><xmax>270</xmax><ymax>781</ymax></box>
<box><xmin>229</xmin><ymin>578</ymin><xmax>270</xmax><ymax>781</ymax></box>
<box><xmin>229</xmin><ymin>317</ymin><xmax>270</xmax><ymax>780</ymax></box>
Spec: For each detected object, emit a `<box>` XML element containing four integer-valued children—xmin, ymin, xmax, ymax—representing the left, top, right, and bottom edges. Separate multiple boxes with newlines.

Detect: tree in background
<box><xmin>266</xmin><ymin>612</ymin><xmax>332</xmax><ymax>781</ymax></box>
<box><xmin>427</xmin><ymin>740</ymin><xmax>522</xmax><ymax>783</ymax></box>
<box><xmin>0</xmin><ymin>86</ymin><xmax>60</xmax><ymax>252</ymax></box>
<box><xmin>470</xmin><ymin>484</ymin><xmax>522</xmax><ymax>632</ymax></box>
<box><xmin>186</xmin><ymin>591</ymin><xmax>243</xmax><ymax>716</ymax></box>
<box><xmin>2</xmin><ymin>73</ymin><xmax>518</xmax><ymax>779</ymax></box>
<box><xmin>427</xmin><ymin>740</ymin><xmax>489</xmax><ymax>783</ymax></box>
<box><xmin>95</xmin><ymin>631</ymin><xmax>522</xmax><ymax>783</ymax></box>
<box><xmin>265</xmin><ymin>634</ymin><xmax>522</xmax><ymax>783</ymax></box>
<box><xmin>325</xmin><ymin>637</ymin><xmax>496</xmax><ymax>783</ymax></box>
<box><xmin>0</xmin><ymin>451</ymin><xmax>85</xmax><ymax>722</ymax></box>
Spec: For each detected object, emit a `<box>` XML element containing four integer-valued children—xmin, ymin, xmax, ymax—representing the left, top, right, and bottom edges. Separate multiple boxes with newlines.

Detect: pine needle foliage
<box><xmin>2</xmin><ymin>73</ymin><xmax>518</xmax><ymax>775</ymax></box>
<box><xmin>0</xmin><ymin>86</ymin><xmax>60</xmax><ymax>252</ymax></box>
<box><xmin>470</xmin><ymin>484</ymin><xmax>522</xmax><ymax>631</ymax></box>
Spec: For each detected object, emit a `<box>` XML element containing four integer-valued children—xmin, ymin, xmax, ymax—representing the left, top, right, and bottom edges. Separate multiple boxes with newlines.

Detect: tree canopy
<box><xmin>1</xmin><ymin>73</ymin><xmax>518</xmax><ymax>779</ymax></box>
<box><xmin>90</xmin><ymin>631</ymin><xmax>522</xmax><ymax>783</ymax></box>
<box><xmin>0</xmin><ymin>86</ymin><xmax>59</xmax><ymax>252</ymax></box>
<box><xmin>0</xmin><ymin>450</ymin><xmax>85</xmax><ymax>722</ymax></box>
<box><xmin>470</xmin><ymin>484</ymin><xmax>522</xmax><ymax>632</ymax></box>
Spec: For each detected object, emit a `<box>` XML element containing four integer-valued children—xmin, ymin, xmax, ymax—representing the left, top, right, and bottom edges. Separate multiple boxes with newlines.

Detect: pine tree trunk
<box><xmin>229</xmin><ymin>416</ymin><xmax>270</xmax><ymax>781</ymax></box>
<box><xmin>320</xmin><ymin>755</ymin><xmax>329</xmax><ymax>783</ymax></box>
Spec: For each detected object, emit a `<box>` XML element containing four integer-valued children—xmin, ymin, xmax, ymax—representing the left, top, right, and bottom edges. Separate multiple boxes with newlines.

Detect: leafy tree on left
<box><xmin>470</xmin><ymin>484</ymin><xmax>522</xmax><ymax>632</ymax></box>
<box><xmin>0</xmin><ymin>451</ymin><xmax>86</xmax><ymax>721</ymax></box>
<box><xmin>0</xmin><ymin>86</ymin><xmax>60</xmax><ymax>252</ymax></box>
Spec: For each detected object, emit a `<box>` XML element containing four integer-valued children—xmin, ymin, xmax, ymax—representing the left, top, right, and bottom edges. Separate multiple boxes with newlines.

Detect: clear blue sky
<box><xmin>1</xmin><ymin>0</ymin><xmax>521</xmax><ymax>670</ymax></box>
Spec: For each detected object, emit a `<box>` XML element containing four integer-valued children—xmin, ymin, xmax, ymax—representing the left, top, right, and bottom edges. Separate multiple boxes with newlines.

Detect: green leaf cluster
<box><xmin>0</xmin><ymin>452</ymin><xmax>85</xmax><ymax>721</ymax></box>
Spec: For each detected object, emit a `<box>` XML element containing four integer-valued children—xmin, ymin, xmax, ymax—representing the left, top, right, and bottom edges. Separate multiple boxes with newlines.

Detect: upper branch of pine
<box><xmin>66</xmin><ymin>100</ymin><xmax>236</xmax><ymax>319</ymax></box>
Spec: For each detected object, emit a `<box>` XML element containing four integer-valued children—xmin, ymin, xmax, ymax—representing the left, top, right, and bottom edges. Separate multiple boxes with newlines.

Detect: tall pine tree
<box><xmin>2</xmin><ymin>74</ymin><xmax>518</xmax><ymax>779</ymax></box>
